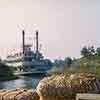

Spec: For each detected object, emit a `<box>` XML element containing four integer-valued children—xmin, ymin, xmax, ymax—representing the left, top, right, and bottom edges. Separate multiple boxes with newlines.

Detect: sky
<box><xmin>0</xmin><ymin>0</ymin><xmax>100</xmax><ymax>60</ymax></box>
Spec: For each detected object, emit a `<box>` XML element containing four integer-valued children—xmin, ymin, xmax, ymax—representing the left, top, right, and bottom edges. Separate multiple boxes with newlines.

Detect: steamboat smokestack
<box><xmin>22</xmin><ymin>30</ymin><xmax>25</xmax><ymax>54</ymax></box>
<box><xmin>36</xmin><ymin>30</ymin><xmax>39</xmax><ymax>53</ymax></box>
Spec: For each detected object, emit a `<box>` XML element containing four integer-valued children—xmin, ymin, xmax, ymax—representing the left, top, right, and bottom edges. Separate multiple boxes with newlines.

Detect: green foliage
<box><xmin>51</xmin><ymin>45</ymin><xmax>100</xmax><ymax>76</ymax></box>
<box><xmin>95</xmin><ymin>47</ymin><xmax>100</xmax><ymax>58</ymax></box>
<box><xmin>72</xmin><ymin>45</ymin><xmax>100</xmax><ymax>76</ymax></box>
<box><xmin>48</xmin><ymin>57</ymin><xmax>73</xmax><ymax>75</ymax></box>
<box><xmin>47</xmin><ymin>66</ymin><xmax>63</xmax><ymax>74</ymax></box>
<box><xmin>81</xmin><ymin>46</ymin><xmax>95</xmax><ymax>60</ymax></box>
<box><xmin>64</xmin><ymin>57</ymin><xmax>73</xmax><ymax>67</ymax></box>
<box><xmin>0</xmin><ymin>62</ymin><xmax>17</xmax><ymax>80</ymax></box>
<box><xmin>70</xmin><ymin>60</ymin><xmax>96</xmax><ymax>73</ymax></box>
<box><xmin>81</xmin><ymin>46</ymin><xmax>89</xmax><ymax>58</ymax></box>
<box><xmin>53</xmin><ymin>57</ymin><xmax>73</xmax><ymax>67</ymax></box>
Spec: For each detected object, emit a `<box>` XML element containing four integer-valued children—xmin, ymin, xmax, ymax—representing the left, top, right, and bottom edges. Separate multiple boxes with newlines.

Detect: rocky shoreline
<box><xmin>0</xmin><ymin>88</ymin><xmax>39</xmax><ymax>100</ymax></box>
<box><xmin>0</xmin><ymin>72</ymin><xmax>100</xmax><ymax>100</ymax></box>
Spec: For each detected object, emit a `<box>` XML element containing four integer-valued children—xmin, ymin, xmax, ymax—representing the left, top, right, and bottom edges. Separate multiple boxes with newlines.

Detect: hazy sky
<box><xmin>0</xmin><ymin>0</ymin><xmax>100</xmax><ymax>60</ymax></box>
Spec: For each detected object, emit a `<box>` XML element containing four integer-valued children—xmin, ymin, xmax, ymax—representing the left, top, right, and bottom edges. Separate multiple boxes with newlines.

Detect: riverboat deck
<box><xmin>14</xmin><ymin>71</ymin><xmax>47</xmax><ymax>76</ymax></box>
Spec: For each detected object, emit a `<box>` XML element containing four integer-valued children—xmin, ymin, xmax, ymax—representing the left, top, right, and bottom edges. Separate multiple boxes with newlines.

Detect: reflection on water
<box><xmin>0</xmin><ymin>75</ymin><xmax>44</xmax><ymax>89</ymax></box>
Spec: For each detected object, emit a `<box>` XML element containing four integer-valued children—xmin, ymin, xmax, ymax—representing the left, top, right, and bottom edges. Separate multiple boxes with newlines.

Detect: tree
<box><xmin>81</xmin><ymin>46</ymin><xmax>89</xmax><ymax>58</ymax></box>
<box><xmin>81</xmin><ymin>46</ymin><xmax>95</xmax><ymax>60</ymax></box>
<box><xmin>88</xmin><ymin>46</ymin><xmax>95</xmax><ymax>59</ymax></box>
<box><xmin>96</xmin><ymin>47</ymin><xmax>100</xmax><ymax>57</ymax></box>
<box><xmin>0</xmin><ymin>62</ymin><xmax>16</xmax><ymax>80</ymax></box>
<box><xmin>64</xmin><ymin>57</ymin><xmax>73</xmax><ymax>67</ymax></box>
<box><xmin>45</xmin><ymin>59</ymin><xmax>53</xmax><ymax>68</ymax></box>
<box><xmin>54</xmin><ymin>59</ymin><xmax>64</xmax><ymax>67</ymax></box>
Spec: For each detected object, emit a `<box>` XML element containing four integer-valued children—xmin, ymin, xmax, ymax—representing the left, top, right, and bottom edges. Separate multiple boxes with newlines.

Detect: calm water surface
<box><xmin>0</xmin><ymin>75</ymin><xmax>45</xmax><ymax>89</ymax></box>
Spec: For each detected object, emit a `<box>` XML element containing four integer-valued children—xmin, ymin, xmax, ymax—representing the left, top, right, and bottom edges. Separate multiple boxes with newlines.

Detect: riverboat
<box><xmin>4</xmin><ymin>30</ymin><xmax>52</xmax><ymax>74</ymax></box>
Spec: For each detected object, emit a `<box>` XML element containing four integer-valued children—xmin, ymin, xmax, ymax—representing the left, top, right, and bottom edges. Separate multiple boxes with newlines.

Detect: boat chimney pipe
<box><xmin>22</xmin><ymin>30</ymin><xmax>25</xmax><ymax>54</ymax></box>
<box><xmin>36</xmin><ymin>30</ymin><xmax>39</xmax><ymax>53</ymax></box>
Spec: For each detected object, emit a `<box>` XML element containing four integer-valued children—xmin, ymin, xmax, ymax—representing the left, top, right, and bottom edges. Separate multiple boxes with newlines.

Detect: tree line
<box><xmin>81</xmin><ymin>46</ymin><xmax>100</xmax><ymax>60</ymax></box>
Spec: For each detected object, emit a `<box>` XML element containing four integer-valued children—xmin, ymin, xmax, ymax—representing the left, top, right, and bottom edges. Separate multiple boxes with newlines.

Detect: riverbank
<box><xmin>0</xmin><ymin>75</ymin><xmax>19</xmax><ymax>81</ymax></box>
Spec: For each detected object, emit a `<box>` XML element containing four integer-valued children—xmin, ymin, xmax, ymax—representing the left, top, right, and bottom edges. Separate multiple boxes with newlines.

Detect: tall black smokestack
<box><xmin>36</xmin><ymin>30</ymin><xmax>39</xmax><ymax>53</ymax></box>
<box><xmin>22</xmin><ymin>30</ymin><xmax>25</xmax><ymax>54</ymax></box>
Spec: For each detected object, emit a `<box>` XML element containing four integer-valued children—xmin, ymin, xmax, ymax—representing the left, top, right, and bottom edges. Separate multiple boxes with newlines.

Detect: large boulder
<box><xmin>37</xmin><ymin>73</ymin><xmax>100</xmax><ymax>100</ymax></box>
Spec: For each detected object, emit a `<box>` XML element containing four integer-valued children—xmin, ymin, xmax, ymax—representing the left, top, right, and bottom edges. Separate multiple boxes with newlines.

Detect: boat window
<box><xmin>24</xmin><ymin>52</ymin><xmax>33</xmax><ymax>56</ymax></box>
<box><xmin>24</xmin><ymin>57</ymin><xmax>32</xmax><ymax>61</ymax></box>
<box><xmin>25</xmin><ymin>53</ymin><xmax>27</xmax><ymax>56</ymax></box>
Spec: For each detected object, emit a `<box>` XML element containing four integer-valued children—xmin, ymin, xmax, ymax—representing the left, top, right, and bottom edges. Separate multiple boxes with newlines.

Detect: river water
<box><xmin>0</xmin><ymin>75</ymin><xmax>45</xmax><ymax>89</ymax></box>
